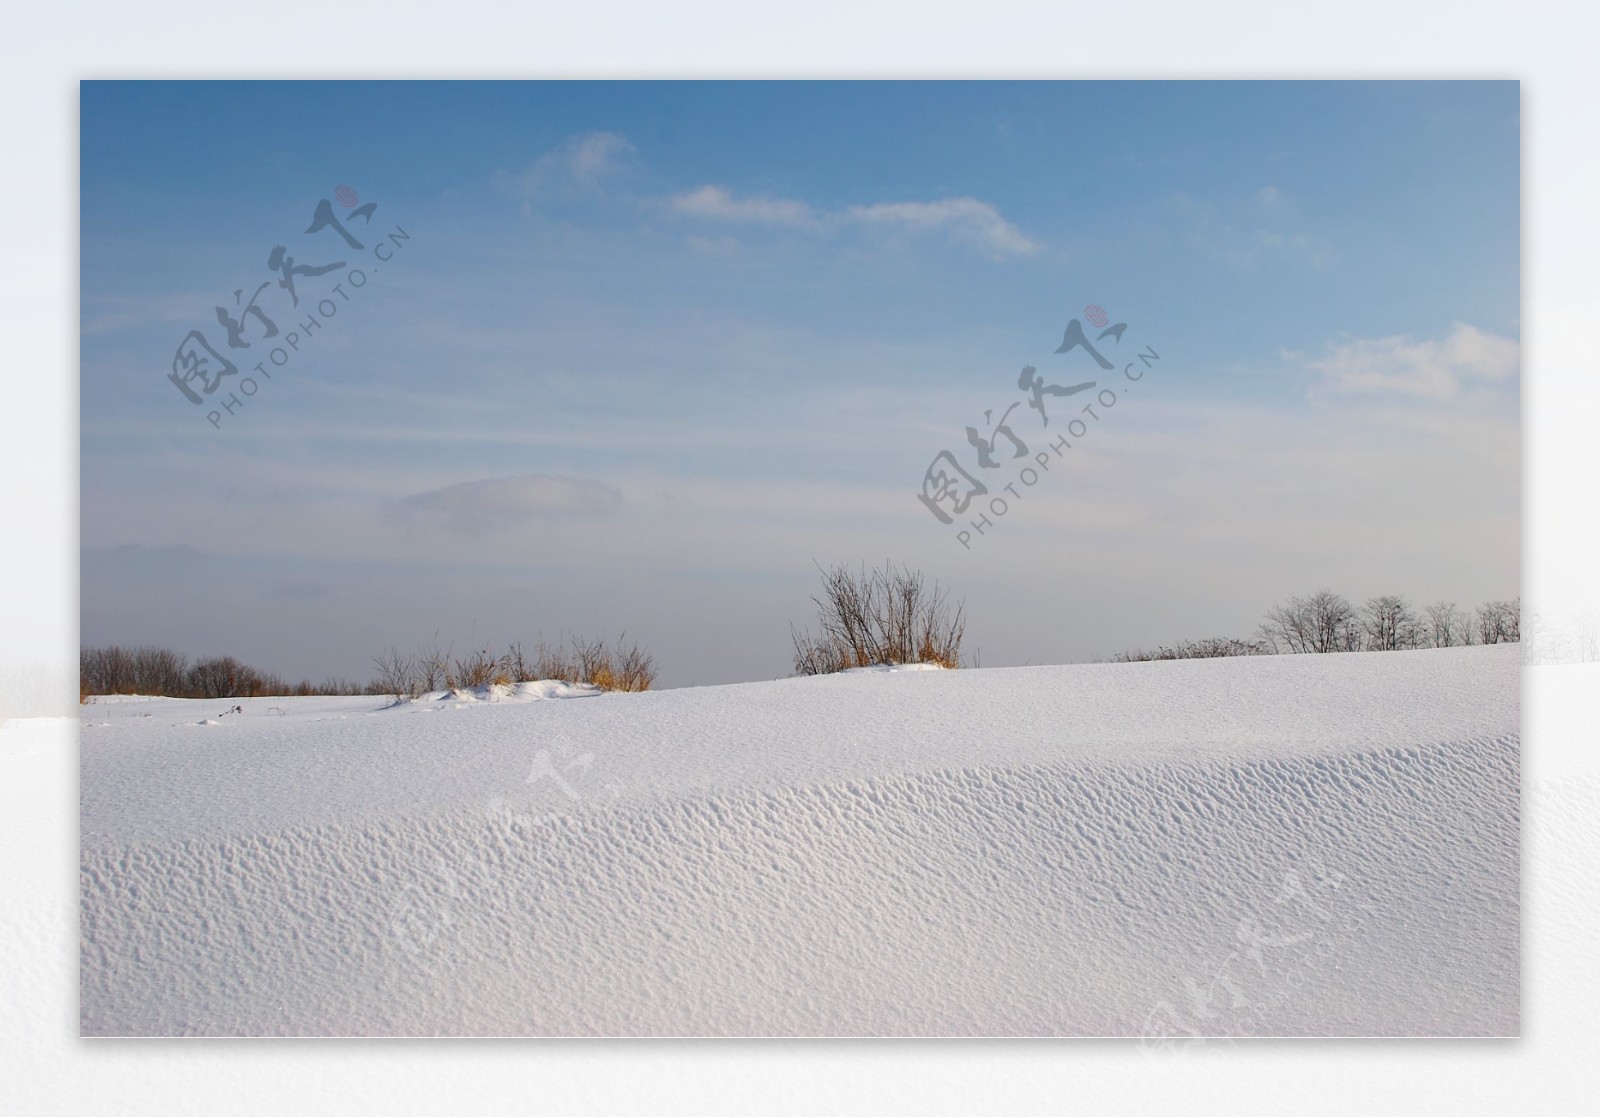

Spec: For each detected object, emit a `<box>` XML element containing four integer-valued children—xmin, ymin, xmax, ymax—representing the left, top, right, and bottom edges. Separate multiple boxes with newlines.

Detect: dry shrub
<box><xmin>1109</xmin><ymin>637</ymin><xmax>1267</xmax><ymax>662</ymax></box>
<box><xmin>449</xmin><ymin>648</ymin><xmax>504</xmax><ymax>690</ymax></box>
<box><xmin>560</xmin><ymin>634</ymin><xmax>655</xmax><ymax>692</ymax></box>
<box><xmin>417</xmin><ymin>638</ymin><xmax>450</xmax><ymax>692</ymax></box>
<box><xmin>791</xmin><ymin>561</ymin><xmax>967</xmax><ymax>675</ymax></box>
<box><xmin>372</xmin><ymin>648</ymin><xmax>422</xmax><ymax>702</ymax></box>
<box><xmin>372</xmin><ymin>634</ymin><xmax>656</xmax><ymax>696</ymax></box>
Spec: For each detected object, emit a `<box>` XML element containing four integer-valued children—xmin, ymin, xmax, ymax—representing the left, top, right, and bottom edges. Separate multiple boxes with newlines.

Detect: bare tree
<box><xmin>1576</xmin><ymin>611</ymin><xmax>1600</xmax><ymax>663</ymax></box>
<box><xmin>1475</xmin><ymin>599</ymin><xmax>1520</xmax><ymax>645</ymax></box>
<box><xmin>1475</xmin><ymin>603</ymin><xmax>1498</xmax><ymax>645</ymax></box>
<box><xmin>1257</xmin><ymin>600</ymin><xmax>1308</xmax><ymax>654</ymax></box>
<box><xmin>187</xmin><ymin>655</ymin><xmax>264</xmax><ymax>698</ymax></box>
<box><xmin>79</xmin><ymin>644</ymin><xmax>191</xmax><ymax>696</ymax></box>
<box><xmin>1258</xmin><ymin>590</ymin><xmax>1359</xmax><ymax>654</ymax></box>
<box><xmin>1520</xmin><ymin>605</ymin><xmax>1560</xmax><ymax>663</ymax></box>
<box><xmin>1361</xmin><ymin>595</ymin><xmax>1418</xmax><ymax>652</ymax></box>
<box><xmin>1422</xmin><ymin>601</ymin><xmax>1466</xmax><ymax>648</ymax></box>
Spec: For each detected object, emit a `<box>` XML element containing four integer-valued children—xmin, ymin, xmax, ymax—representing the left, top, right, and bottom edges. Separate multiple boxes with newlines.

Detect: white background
<box><xmin>3</xmin><ymin>2</ymin><xmax>1597</xmax><ymax>1113</ymax></box>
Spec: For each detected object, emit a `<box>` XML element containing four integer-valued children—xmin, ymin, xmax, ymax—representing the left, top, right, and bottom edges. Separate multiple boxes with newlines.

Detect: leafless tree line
<box><xmin>81</xmin><ymin>634</ymin><xmax>658</xmax><ymax>702</ymax></box>
<box><xmin>1255</xmin><ymin>591</ymin><xmax>1518</xmax><ymax>654</ymax></box>
<box><xmin>1520</xmin><ymin>608</ymin><xmax>1600</xmax><ymax>664</ymax></box>
<box><xmin>0</xmin><ymin>664</ymin><xmax>75</xmax><ymax>719</ymax></box>
<box><xmin>1110</xmin><ymin>637</ymin><xmax>1270</xmax><ymax>662</ymax></box>
<box><xmin>79</xmin><ymin>645</ymin><xmax>366</xmax><ymax>701</ymax></box>
<box><xmin>1113</xmin><ymin>590</ymin><xmax>1520</xmax><ymax>662</ymax></box>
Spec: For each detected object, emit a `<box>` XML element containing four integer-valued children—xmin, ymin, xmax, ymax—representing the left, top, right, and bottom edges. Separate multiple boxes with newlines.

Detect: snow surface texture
<box><xmin>80</xmin><ymin>646</ymin><xmax>1519</xmax><ymax>1037</ymax></box>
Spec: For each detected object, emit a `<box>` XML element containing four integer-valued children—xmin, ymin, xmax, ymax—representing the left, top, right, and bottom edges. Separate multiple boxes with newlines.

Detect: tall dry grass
<box><xmin>372</xmin><ymin>634</ymin><xmax>657</xmax><ymax>702</ymax></box>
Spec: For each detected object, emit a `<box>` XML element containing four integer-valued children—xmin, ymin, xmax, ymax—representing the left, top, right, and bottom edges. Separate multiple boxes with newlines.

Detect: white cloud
<box><xmin>843</xmin><ymin>197</ymin><xmax>1040</xmax><ymax>257</ymax></box>
<box><xmin>394</xmin><ymin>474</ymin><xmax>623</xmax><ymax>532</ymax></box>
<box><xmin>497</xmin><ymin>131</ymin><xmax>636</xmax><ymax>209</ymax></box>
<box><xmin>563</xmin><ymin>132</ymin><xmax>633</xmax><ymax>181</ymax></box>
<box><xmin>500</xmin><ymin>141</ymin><xmax>1039</xmax><ymax>259</ymax></box>
<box><xmin>669</xmin><ymin>186</ymin><xmax>1039</xmax><ymax>258</ymax></box>
<box><xmin>669</xmin><ymin>185</ymin><xmax>816</xmax><ymax>226</ymax></box>
<box><xmin>1294</xmin><ymin>323</ymin><xmax>1520</xmax><ymax>401</ymax></box>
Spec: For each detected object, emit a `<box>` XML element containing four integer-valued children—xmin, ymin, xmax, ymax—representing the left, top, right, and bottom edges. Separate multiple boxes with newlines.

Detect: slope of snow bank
<box><xmin>79</xmin><ymin>645</ymin><xmax>1519</xmax><ymax>1036</ymax></box>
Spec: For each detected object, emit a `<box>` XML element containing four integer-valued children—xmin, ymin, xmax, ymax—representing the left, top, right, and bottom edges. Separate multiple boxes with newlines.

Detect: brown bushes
<box><xmin>371</xmin><ymin>635</ymin><xmax>657</xmax><ymax>702</ymax></box>
<box><xmin>791</xmin><ymin>561</ymin><xmax>967</xmax><ymax>675</ymax></box>
<box><xmin>83</xmin><ymin>632</ymin><xmax>659</xmax><ymax>703</ymax></box>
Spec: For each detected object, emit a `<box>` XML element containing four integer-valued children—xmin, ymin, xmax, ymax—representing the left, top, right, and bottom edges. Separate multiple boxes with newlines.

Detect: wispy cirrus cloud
<box><xmin>668</xmin><ymin>185</ymin><xmax>1040</xmax><ymax>258</ymax></box>
<box><xmin>842</xmin><ymin>196</ymin><xmax>1040</xmax><ymax>257</ymax></box>
<box><xmin>561</xmin><ymin>131</ymin><xmax>635</xmax><ymax>181</ymax></box>
<box><xmin>503</xmin><ymin>137</ymin><xmax>1040</xmax><ymax>258</ymax></box>
<box><xmin>495</xmin><ymin>131</ymin><xmax>636</xmax><ymax>211</ymax></box>
<box><xmin>669</xmin><ymin>184</ymin><xmax>817</xmax><ymax>226</ymax></box>
<box><xmin>393</xmin><ymin>474</ymin><xmax>623</xmax><ymax>533</ymax></box>
<box><xmin>1292</xmin><ymin>323</ymin><xmax>1520</xmax><ymax>401</ymax></box>
<box><xmin>1254</xmin><ymin>184</ymin><xmax>1284</xmax><ymax>210</ymax></box>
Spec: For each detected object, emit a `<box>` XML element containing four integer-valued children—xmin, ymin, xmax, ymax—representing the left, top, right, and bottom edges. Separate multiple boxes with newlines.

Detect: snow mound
<box><xmin>837</xmin><ymin>661</ymin><xmax>950</xmax><ymax>674</ymax></box>
<box><xmin>392</xmin><ymin>679</ymin><xmax>605</xmax><ymax>707</ymax></box>
<box><xmin>79</xmin><ymin>646</ymin><xmax>1519</xmax><ymax>1036</ymax></box>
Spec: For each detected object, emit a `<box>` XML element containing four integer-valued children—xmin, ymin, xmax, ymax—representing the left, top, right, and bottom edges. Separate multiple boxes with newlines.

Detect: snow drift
<box><xmin>79</xmin><ymin>645</ymin><xmax>1519</xmax><ymax>1036</ymax></box>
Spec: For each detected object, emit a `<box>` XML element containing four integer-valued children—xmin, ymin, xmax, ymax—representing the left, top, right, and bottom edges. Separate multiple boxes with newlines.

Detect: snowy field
<box><xmin>78</xmin><ymin>645</ymin><xmax>1519</xmax><ymax>1037</ymax></box>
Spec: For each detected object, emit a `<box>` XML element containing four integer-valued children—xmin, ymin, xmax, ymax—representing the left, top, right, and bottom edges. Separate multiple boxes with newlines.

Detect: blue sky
<box><xmin>79</xmin><ymin>80</ymin><xmax>1520</xmax><ymax>687</ymax></box>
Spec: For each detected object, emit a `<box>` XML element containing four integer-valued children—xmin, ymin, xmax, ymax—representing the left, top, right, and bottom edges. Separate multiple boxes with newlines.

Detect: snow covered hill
<box><xmin>79</xmin><ymin>645</ymin><xmax>1519</xmax><ymax>1036</ymax></box>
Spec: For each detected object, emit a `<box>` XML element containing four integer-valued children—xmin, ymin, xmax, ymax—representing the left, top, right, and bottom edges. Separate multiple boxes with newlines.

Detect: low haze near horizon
<box><xmin>79</xmin><ymin>80</ymin><xmax>1520</xmax><ymax>688</ymax></box>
